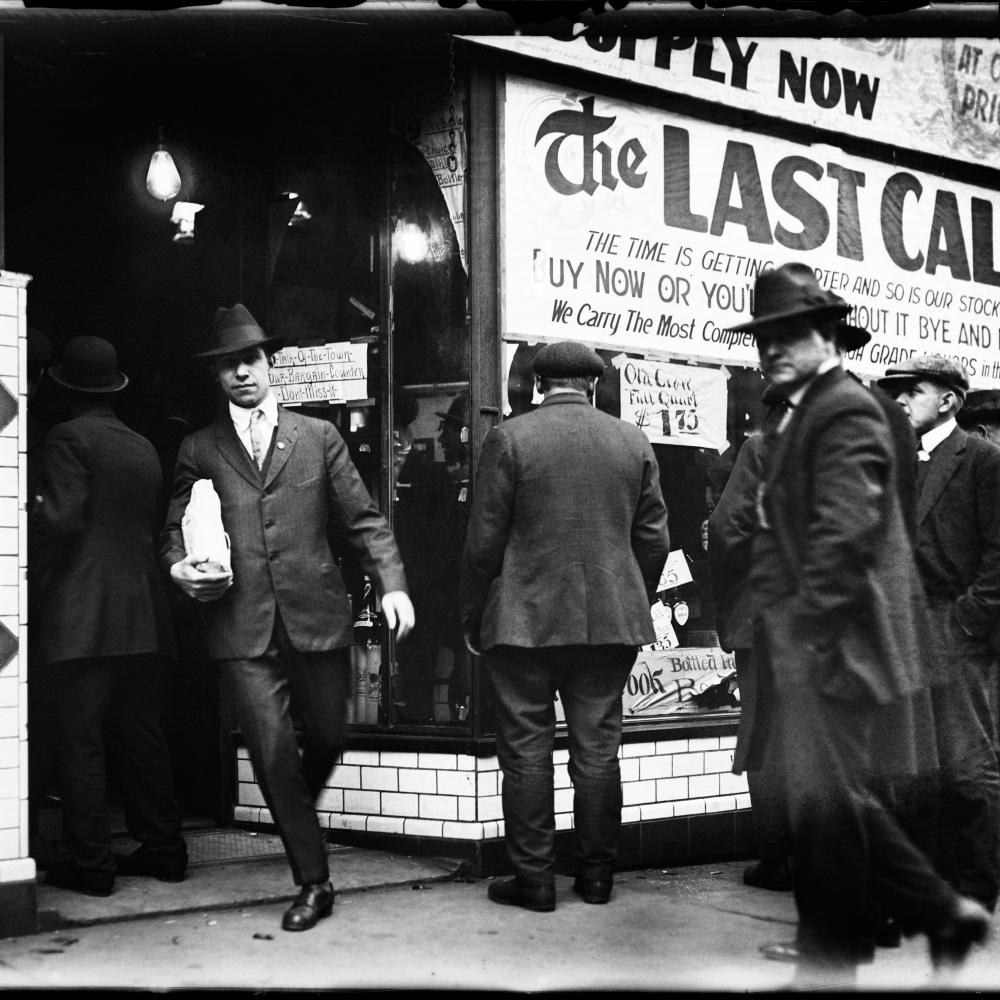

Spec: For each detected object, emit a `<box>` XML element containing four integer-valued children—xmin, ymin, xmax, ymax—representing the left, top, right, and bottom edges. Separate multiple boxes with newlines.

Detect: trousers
<box><xmin>485</xmin><ymin>644</ymin><xmax>636</xmax><ymax>886</ymax></box>
<box><xmin>53</xmin><ymin>654</ymin><xmax>185</xmax><ymax>875</ymax></box>
<box><xmin>220</xmin><ymin>616</ymin><xmax>350</xmax><ymax>887</ymax></box>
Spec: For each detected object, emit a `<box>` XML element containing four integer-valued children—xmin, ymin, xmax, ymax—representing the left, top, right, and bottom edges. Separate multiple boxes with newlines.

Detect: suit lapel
<box><xmin>918</xmin><ymin>425</ymin><xmax>966</xmax><ymax>523</ymax></box>
<box><xmin>215</xmin><ymin>418</ymin><xmax>261</xmax><ymax>489</ymax></box>
<box><xmin>262</xmin><ymin>407</ymin><xmax>298</xmax><ymax>489</ymax></box>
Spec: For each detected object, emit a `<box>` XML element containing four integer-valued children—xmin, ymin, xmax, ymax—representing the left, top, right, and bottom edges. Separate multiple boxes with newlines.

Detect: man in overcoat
<box><xmin>160</xmin><ymin>304</ymin><xmax>414</xmax><ymax>932</ymax></box>
<box><xmin>737</xmin><ymin>264</ymin><xmax>989</xmax><ymax>982</ymax></box>
<box><xmin>32</xmin><ymin>336</ymin><xmax>185</xmax><ymax>896</ymax></box>
<box><xmin>460</xmin><ymin>340</ymin><xmax>670</xmax><ymax>912</ymax></box>
<box><xmin>878</xmin><ymin>355</ymin><xmax>1000</xmax><ymax>913</ymax></box>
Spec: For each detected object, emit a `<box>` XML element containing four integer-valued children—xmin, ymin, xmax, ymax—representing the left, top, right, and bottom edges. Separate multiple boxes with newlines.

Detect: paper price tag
<box><xmin>657</xmin><ymin>549</ymin><xmax>693</xmax><ymax>591</ymax></box>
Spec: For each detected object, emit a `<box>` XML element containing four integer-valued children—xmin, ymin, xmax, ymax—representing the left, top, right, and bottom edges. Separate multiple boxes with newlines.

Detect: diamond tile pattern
<box><xmin>0</xmin><ymin>619</ymin><xmax>17</xmax><ymax>670</ymax></box>
<box><xmin>0</xmin><ymin>378</ymin><xmax>14</xmax><ymax>434</ymax></box>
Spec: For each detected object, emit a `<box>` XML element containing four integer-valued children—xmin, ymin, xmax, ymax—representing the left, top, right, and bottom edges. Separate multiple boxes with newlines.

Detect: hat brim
<box><xmin>731</xmin><ymin>301</ymin><xmax>851</xmax><ymax>336</ymax></box>
<box><xmin>48</xmin><ymin>367</ymin><xmax>129</xmax><ymax>393</ymax></box>
<box><xmin>877</xmin><ymin>371</ymin><xmax>967</xmax><ymax>397</ymax></box>
<box><xmin>958</xmin><ymin>407</ymin><xmax>1000</xmax><ymax>424</ymax></box>
<box><xmin>836</xmin><ymin>323</ymin><xmax>871</xmax><ymax>352</ymax></box>
<box><xmin>194</xmin><ymin>336</ymin><xmax>285</xmax><ymax>359</ymax></box>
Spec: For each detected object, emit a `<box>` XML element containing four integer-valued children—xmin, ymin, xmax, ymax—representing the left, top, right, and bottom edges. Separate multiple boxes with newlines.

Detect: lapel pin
<box><xmin>277</xmin><ymin>441</ymin><xmax>285</xmax><ymax>450</ymax></box>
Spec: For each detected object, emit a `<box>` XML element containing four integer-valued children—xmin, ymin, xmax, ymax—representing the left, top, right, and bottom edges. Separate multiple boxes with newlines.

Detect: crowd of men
<box><xmin>26</xmin><ymin>263</ymin><xmax>1000</xmax><ymax>985</ymax></box>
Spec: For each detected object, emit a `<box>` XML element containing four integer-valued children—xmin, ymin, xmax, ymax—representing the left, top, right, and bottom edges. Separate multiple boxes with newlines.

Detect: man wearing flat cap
<box><xmin>32</xmin><ymin>336</ymin><xmax>185</xmax><ymax>897</ymax></box>
<box><xmin>738</xmin><ymin>264</ymin><xmax>988</xmax><ymax>982</ymax></box>
<box><xmin>460</xmin><ymin>339</ymin><xmax>669</xmax><ymax>912</ymax></box>
<box><xmin>160</xmin><ymin>304</ymin><xmax>414</xmax><ymax>932</ymax></box>
<box><xmin>878</xmin><ymin>354</ymin><xmax>1000</xmax><ymax>916</ymax></box>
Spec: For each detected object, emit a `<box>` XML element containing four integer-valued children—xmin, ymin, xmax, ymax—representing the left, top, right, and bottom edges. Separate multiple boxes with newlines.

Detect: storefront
<box><xmin>1</xmin><ymin>5</ymin><xmax>999</xmax><ymax>934</ymax></box>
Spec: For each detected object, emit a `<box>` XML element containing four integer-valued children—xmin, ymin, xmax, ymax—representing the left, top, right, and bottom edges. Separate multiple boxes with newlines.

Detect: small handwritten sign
<box><xmin>270</xmin><ymin>342</ymin><xmax>368</xmax><ymax>406</ymax></box>
<box><xmin>657</xmin><ymin>549</ymin><xmax>693</xmax><ymax>592</ymax></box>
<box><xmin>613</xmin><ymin>355</ymin><xmax>729</xmax><ymax>452</ymax></box>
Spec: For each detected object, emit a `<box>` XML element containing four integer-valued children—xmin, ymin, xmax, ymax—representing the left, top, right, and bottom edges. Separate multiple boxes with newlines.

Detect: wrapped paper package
<box><xmin>181</xmin><ymin>479</ymin><xmax>231</xmax><ymax>573</ymax></box>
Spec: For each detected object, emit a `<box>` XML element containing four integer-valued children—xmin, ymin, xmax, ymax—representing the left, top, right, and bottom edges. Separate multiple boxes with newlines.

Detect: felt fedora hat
<box><xmin>835</xmin><ymin>320</ymin><xmax>871</xmax><ymax>353</ymax></box>
<box><xmin>193</xmin><ymin>303</ymin><xmax>284</xmax><ymax>359</ymax></box>
<box><xmin>957</xmin><ymin>388</ymin><xmax>1000</xmax><ymax>427</ymax></box>
<box><xmin>732</xmin><ymin>263</ymin><xmax>851</xmax><ymax>335</ymax></box>
<box><xmin>48</xmin><ymin>336</ymin><xmax>129</xmax><ymax>393</ymax></box>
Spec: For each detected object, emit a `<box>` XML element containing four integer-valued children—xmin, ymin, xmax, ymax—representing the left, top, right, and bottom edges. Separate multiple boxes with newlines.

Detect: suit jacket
<box><xmin>460</xmin><ymin>393</ymin><xmax>670</xmax><ymax>650</ymax></box>
<box><xmin>160</xmin><ymin>404</ymin><xmax>407</xmax><ymax>660</ymax></box>
<box><xmin>751</xmin><ymin>365</ymin><xmax>926</xmax><ymax>706</ymax></box>
<box><xmin>708</xmin><ymin>433</ymin><xmax>765</xmax><ymax>653</ymax></box>
<box><xmin>914</xmin><ymin>424</ymin><xmax>1000</xmax><ymax>679</ymax></box>
<box><xmin>31</xmin><ymin>406</ymin><xmax>176</xmax><ymax>665</ymax></box>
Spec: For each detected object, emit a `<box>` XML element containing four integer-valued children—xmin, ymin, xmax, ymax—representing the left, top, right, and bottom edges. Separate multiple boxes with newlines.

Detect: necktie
<box><xmin>250</xmin><ymin>408</ymin><xmax>269</xmax><ymax>470</ymax></box>
<box><xmin>917</xmin><ymin>448</ymin><xmax>932</xmax><ymax>490</ymax></box>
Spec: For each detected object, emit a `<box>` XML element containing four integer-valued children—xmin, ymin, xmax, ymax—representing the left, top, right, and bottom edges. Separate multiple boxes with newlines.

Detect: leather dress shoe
<box><xmin>573</xmin><ymin>876</ymin><xmax>613</xmax><ymax>904</ymax></box>
<box><xmin>928</xmin><ymin>895</ymin><xmax>991</xmax><ymax>970</ymax></box>
<box><xmin>759</xmin><ymin>941</ymin><xmax>800</xmax><ymax>963</ymax></box>
<box><xmin>743</xmin><ymin>860</ymin><xmax>793</xmax><ymax>892</ymax></box>
<box><xmin>281</xmin><ymin>881</ymin><xmax>335</xmax><ymax>932</ymax></box>
<box><xmin>45</xmin><ymin>860</ymin><xmax>114</xmax><ymax>897</ymax></box>
<box><xmin>115</xmin><ymin>846</ymin><xmax>187</xmax><ymax>883</ymax></box>
<box><xmin>486</xmin><ymin>877</ymin><xmax>556</xmax><ymax>912</ymax></box>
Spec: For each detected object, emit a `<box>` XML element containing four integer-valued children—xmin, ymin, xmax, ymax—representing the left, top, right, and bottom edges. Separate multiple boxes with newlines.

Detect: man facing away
<box><xmin>32</xmin><ymin>336</ymin><xmax>185</xmax><ymax>896</ymax></box>
<box><xmin>737</xmin><ymin>263</ymin><xmax>989</xmax><ymax>984</ymax></box>
<box><xmin>878</xmin><ymin>355</ymin><xmax>1000</xmax><ymax>914</ymax></box>
<box><xmin>160</xmin><ymin>304</ymin><xmax>414</xmax><ymax>932</ymax></box>
<box><xmin>460</xmin><ymin>340</ymin><xmax>670</xmax><ymax>912</ymax></box>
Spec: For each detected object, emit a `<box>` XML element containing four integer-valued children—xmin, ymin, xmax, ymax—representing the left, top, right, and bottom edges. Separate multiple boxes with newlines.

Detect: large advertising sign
<box><xmin>473</xmin><ymin>34</ymin><xmax>1000</xmax><ymax>167</ymax></box>
<box><xmin>502</xmin><ymin>74</ymin><xmax>1000</xmax><ymax>388</ymax></box>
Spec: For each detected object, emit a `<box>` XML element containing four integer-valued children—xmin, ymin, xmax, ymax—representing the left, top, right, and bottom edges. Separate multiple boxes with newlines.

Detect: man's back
<box><xmin>461</xmin><ymin>393</ymin><xmax>669</xmax><ymax>650</ymax></box>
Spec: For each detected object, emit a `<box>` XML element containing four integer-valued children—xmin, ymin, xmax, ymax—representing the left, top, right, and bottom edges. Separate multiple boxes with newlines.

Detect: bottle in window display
<box><xmin>353</xmin><ymin>574</ymin><xmax>382</xmax><ymax>724</ymax></box>
<box><xmin>701</xmin><ymin>485</ymin><xmax>715</xmax><ymax>555</ymax></box>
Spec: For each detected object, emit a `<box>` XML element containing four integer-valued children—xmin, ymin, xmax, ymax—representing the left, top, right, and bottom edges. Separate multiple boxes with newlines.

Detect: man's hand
<box><xmin>169</xmin><ymin>554</ymin><xmax>234</xmax><ymax>602</ymax></box>
<box><xmin>381</xmin><ymin>591</ymin><xmax>415</xmax><ymax>641</ymax></box>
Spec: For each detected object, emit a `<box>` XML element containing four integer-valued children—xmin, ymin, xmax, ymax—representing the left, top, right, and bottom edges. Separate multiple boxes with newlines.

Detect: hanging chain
<box><xmin>446</xmin><ymin>35</ymin><xmax>459</xmax><ymax>175</ymax></box>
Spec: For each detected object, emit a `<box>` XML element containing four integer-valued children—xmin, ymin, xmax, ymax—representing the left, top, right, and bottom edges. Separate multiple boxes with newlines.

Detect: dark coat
<box><xmin>160</xmin><ymin>405</ymin><xmax>406</xmax><ymax>660</ymax></box>
<box><xmin>913</xmin><ymin>423</ymin><xmax>1000</xmax><ymax>680</ymax></box>
<box><xmin>31</xmin><ymin>405</ymin><xmax>176</xmax><ymax>665</ymax></box>
<box><xmin>752</xmin><ymin>365</ymin><xmax>926</xmax><ymax>707</ymax></box>
<box><xmin>460</xmin><ymin>393</ymin><xmax>669</xmax><ymax>650</ymax></box>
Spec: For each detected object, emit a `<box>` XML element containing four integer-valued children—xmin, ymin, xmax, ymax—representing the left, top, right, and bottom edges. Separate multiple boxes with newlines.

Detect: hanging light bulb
<box><xmin>146</xmin><ymin>126</ymin><xmax>182</xmax><ymax>201</ymax></box>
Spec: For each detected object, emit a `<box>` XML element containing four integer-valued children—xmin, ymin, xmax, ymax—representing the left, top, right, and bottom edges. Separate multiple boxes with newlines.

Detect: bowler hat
<box><xmin>48</xmin><ymin>336</ymin><xmax>129</xmax><ymax>393</ymax></box>
<box><xmin>958</xmin><ymin>388</ymin><xmax>1000</xmax><ymax>427</ymax></box>
<box><xmin>533</xmin><ymin>340</ymin><xmax>605</xmax><ymax>378</ymax></box>
<box><xmin>193</xmin><ymin>303</ymin><xmax>284</xmax><ymax>359</ymax></box>
<box><xmin>876</xmin><ymin>354</ymin><xmax>970</xmax><ymax>400</ymax></box>
<box><xmin>436</xmin><ymin>394</ymin><xmax>469</xmax><ymax>427</ymax></box>
<box><xmin>732</xmin><ymin>263</ymin><xmax>851</xmax><ymax>336</ymax></box>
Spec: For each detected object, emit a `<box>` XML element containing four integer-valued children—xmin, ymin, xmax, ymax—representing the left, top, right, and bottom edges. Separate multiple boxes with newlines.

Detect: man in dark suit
<box><xmin>161</xmin><ymin>304</ymin><xmax>414</xmax><ymax>932</ymax></box>
<box><xmin>736</xmin><ymin>264</ymin><xmax>989</xmax><ymax>983</ymax></box>
<box><xmin>461</xmin><ymin>340</ymin><xmax>669</xmax><ymax>912</ymax></box>
<box><xmin>32</xmin><ymin>336</ymin><xmax>184</xmax><ymax>897</ymax></box>
<box><xmin>878</xmin><ymin>356</ymin><xmax>1000</xmax><ymax>914</ymax></box>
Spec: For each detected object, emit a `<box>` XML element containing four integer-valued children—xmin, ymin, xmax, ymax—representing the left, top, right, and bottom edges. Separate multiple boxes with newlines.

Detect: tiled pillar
<box><xmin>0</xmin><ymin>272</ymin><xmax>34</xmax><ymax>938</ymax></box>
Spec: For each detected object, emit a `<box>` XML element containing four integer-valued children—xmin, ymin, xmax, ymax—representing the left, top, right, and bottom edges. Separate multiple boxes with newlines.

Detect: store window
<box><xmin>388</xmin><ymin>132</ymin><xmax>471</xmax><ymax>729</ymax></box>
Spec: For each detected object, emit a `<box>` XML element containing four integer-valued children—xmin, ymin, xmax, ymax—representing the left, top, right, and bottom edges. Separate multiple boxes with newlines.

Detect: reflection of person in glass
<box><xmin>392</xmin><ymin>390</ymin><xmax>459</xmax><ymax>724</ymax></box>
<box><xmin>436</xmin><ymin>394</ymin><xmax>470</xmax><ymax>496</ymax></box>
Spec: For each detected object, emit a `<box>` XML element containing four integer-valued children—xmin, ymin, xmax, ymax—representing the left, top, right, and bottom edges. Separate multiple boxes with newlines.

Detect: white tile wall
<box><xmin>0</xmin><ymin>273</ymin><xmax>29</xmax><ymax>885</ymax></box>
<box><xmin>234</xmin><ymin>733</ymin><xmax>750</xmax><ymax>843</ymax></box>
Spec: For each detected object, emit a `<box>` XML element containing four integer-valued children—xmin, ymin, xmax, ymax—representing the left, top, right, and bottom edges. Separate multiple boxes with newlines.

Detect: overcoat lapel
<box><xmin>215</xmin><ymin>418</ymin><xmax>261</xmax><ymax>489</ymax></box>
<box><xmin>263</xmin><ymin>408</ymin><xmax>298</xmax><ymax>488</ymax></box>
<box><xmin>918</xmin><ymin>426</ymin><xmax>966</xmax><ymax>523</ymax></box>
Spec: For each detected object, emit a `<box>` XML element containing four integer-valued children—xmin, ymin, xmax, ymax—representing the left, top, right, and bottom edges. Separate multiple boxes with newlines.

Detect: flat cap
<box><xmin>533</xmin><ymin>340</ymin><xmax>605</xmax><ymax>378</ymax></box>
<box><xmin>876</xmin><ymin>354</ymin><xmax>970</xmax><ymax>398</ymax></box>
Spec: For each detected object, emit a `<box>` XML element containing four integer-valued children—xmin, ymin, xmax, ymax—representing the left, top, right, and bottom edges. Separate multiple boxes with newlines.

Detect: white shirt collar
<box><xmin>229</xmin><ymin>391</ymin><xmax>278</xmax><ymax>431</ymax></box>
<box><xmin>922</xmin><ymin>416</ymin><xmax>957</xmax><ymax>454</ymax></box>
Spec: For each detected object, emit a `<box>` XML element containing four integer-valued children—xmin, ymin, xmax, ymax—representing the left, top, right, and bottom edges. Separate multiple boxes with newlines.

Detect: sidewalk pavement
<box><xmin>2</xmin><ymin>851</ymin><xmax>999</xmax><ymax>992</ymax></box>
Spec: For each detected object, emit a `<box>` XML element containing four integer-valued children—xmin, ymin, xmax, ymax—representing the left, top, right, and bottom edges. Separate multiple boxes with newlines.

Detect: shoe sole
<box><xmin>487</xmin><ymin>887</ymin><xmax>555</xmax><ymax>912</ymax></box>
